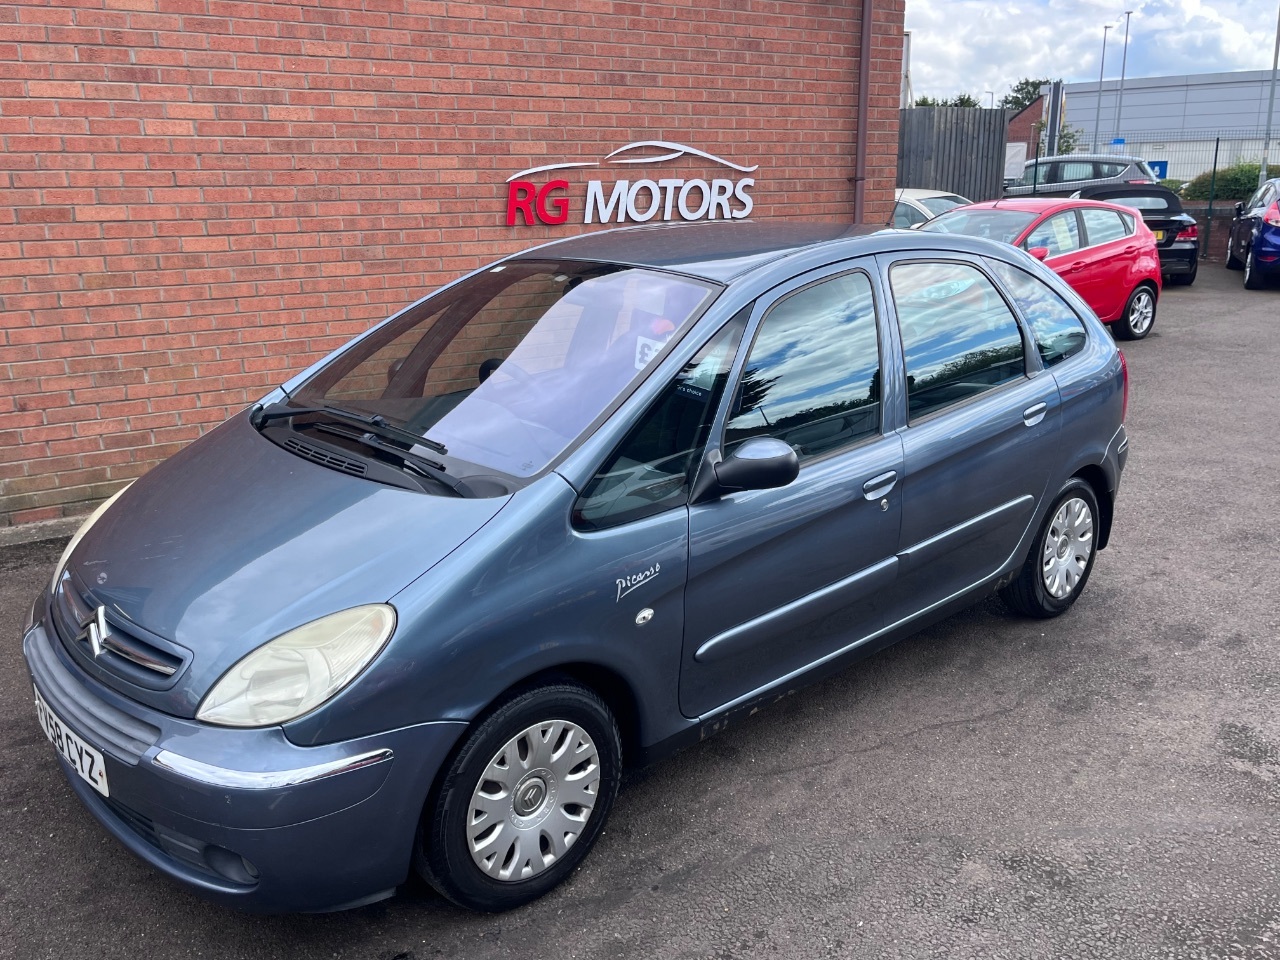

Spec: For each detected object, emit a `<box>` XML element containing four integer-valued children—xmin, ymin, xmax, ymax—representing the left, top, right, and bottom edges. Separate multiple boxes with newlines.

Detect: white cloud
<box><xmin>905</xmin><ymin>0</ymin><xmax>1279</xmax><ymax>102</ymax></box>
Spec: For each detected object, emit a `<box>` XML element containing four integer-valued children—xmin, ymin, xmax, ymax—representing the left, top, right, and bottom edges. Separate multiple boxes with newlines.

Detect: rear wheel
<box><xmin>417</xmin><ymin>683</ymin><xmax>622</xmax><ymax>912</ymax></box>
<box><xmin>1001</xmin><ymin>478</ymin><xmax>1100</xmax><ymax>619</ymax></box>
<box><xmin>1113</xmin><ymin>285</ymin><xmax>1156</xmax><ymax>340</ymax></box>
<box><xmin>1244</xmin><ymin>246</ymin><xmax>1267</xmax><ymax>289</ymax></box>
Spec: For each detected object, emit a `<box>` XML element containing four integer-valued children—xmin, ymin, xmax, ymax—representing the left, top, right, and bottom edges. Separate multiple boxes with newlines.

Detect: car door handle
<box><xmin>1065</xmin><ymin>261</ymin><xmax>1086</xmax><ymax>272</ymax></box>
<box><xmin>862</xmin><ymin>470</ymin><xmax>898</xmax><ymax>500</ymax></box>
<box><xmin>1023</xmin><ymin>402</ymin><xmax>1048</xmax><ymax>427</ymax></box>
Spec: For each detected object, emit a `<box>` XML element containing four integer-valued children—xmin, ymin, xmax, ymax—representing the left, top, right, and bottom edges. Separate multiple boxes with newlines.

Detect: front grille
<box><xmin>282</xmin><ymin>436</ymin><xmax>368</xmax><ymax>476</ymax></box>
<box><xmin>27</xmin><ymin>628</ymin><xmax>160</xmax><ymax>765</ymax></box>
<box><xmin>51</xmin><ymin>577</ymin><xmax>185</xmax><ymax>686</ymax></box>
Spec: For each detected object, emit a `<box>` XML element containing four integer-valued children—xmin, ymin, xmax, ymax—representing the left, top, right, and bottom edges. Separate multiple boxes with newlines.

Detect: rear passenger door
<box><xmin>1074</xmin><ymin>207</ymin><xmax>1138</xmax><ymax>321</ymax></box>
<box><xmin>879</xmin><ymin>257</ymin><xmax>1061</xmax><ymax>621</ymax></box>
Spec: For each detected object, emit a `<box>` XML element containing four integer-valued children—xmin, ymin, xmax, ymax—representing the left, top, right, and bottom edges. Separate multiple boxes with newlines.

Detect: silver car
<box><xmin>1005</xmin><ymin>154</ymin><xmax>1158</xmax><ymax>198</ymax></box>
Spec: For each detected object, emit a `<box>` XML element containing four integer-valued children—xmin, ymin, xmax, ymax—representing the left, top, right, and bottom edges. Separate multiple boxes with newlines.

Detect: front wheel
<box><xmin>1001</xmin><ymin>479</ymin><xmax>1100</xmax><ymax>619</ymax></box>
<box><xmin>1244</xmin><ymin>247</ymin><xmax>1267</xmax><ymax>290</ymax></box>
<box><xmin>417</xmin><ymin>683</ymin><xmax>622</xmax><ymax>912</ymax></box>
<box><xmin>1113</xmin><ymin>285</ymin><xmax>1156</xmax><ymax>340</ymax></box>
<box><xmin>1225</xmin><ymin>235</ymin><xmax>1244</xmax><ymax>270</ymax></box>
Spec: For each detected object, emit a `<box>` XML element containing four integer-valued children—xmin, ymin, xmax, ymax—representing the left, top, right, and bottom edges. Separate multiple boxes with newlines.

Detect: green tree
<box><xmin>913</xmin><ymin>93</ymin><xmax>983</xmax><ymax>108</ymax></box>
<box><xmin>1033</xmin><ymin>119</ymin><xmax>1085</xmax><ymax>155</ymax></box>
<box><xmin>1000</xmin><ymin>78</ymin><xmax>1051</xmax><ymax>113</ymax></box>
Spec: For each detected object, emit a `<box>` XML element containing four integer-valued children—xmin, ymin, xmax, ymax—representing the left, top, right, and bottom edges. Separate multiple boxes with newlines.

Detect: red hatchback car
<box><xmin>921</xmin><ymin>198</ymin><xmax>1163</xmax><ymax>340</ymax></box>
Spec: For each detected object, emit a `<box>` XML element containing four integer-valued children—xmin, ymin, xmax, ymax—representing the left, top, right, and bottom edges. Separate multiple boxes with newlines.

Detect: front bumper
<box><xmin>23</xmin><ymin>613</ymin><xmax>465</xmax><ymax>913</ymax></box>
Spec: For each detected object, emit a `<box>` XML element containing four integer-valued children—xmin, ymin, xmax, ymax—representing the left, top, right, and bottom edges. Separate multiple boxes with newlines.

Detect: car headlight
<box><xmin>50</xmin><ymin>484</ymin><xmax>132</xmax><ymax>595</ymax></box>
<box><xmin>196</xmin><ymin>604</ymin><xmax>396</xmax><ymax>727</ymax></box>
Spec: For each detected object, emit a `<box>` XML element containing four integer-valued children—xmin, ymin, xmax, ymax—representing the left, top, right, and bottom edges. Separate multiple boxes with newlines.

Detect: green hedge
<box><xmin>1182</xmin><ymin>163</ymin><xmax>1262</xmax><ymax>201</ymax></box>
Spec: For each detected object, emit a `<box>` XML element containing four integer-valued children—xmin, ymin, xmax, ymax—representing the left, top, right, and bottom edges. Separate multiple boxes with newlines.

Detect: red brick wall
<box><xmin>1007</xmin><ymin>95</ymin><xmax>1044</xmax><ymax>154</ymax></box>
<box><xmin>1</xmin><ymin>0</ymin><xmax>904</xmax><ymax>528</ymax></box>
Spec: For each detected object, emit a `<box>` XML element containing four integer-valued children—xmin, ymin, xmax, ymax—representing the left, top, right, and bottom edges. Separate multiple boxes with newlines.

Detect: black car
<box><xmin>1074</xmin><ymin>184</ymin><xmax>1199</xmax><ymax>286</ymax></box>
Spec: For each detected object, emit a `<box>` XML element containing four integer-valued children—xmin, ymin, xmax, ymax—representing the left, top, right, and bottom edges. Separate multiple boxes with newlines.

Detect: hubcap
<box><xmin>1129</xmin><ymin>291</ymin><xmax>1154</xmax><ymax>334</ymax></box>
<box><xmin>1041</xmin><ymin>497</ymin><xmax>1094</xmax><ymax>599</ymax></box>
<box><xmin>466</xmin><ymin>720</ymin><xmax>601</xmax><ymax>882</ymax></box>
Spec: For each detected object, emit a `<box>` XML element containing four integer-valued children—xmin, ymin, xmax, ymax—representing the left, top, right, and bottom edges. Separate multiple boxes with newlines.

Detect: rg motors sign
<box><xmin>505</xmin><ymin>140</ymin><xmax>757</xmax><ymax>227</ymax></box>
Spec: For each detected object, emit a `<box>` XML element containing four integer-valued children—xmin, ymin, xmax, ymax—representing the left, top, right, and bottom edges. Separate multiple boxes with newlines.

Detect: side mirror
<box><xmin>693</xmin><ymin>437</ymin><xmax>799</xmax><ymax>502</ymax></box>
<box><xmin>1235</xmin><ymin>201</ymin><xmax>1245</xmax><ymax>216</ymax></box>
<box><xmin>1028</xmin><ymin>246</ymin><xmax>1050</xmax><ymax>261</ymax></box>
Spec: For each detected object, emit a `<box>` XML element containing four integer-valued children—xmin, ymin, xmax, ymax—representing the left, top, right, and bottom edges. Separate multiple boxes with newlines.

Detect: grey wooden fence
<box><xmin>897</xmin><ymin>107</ymin><xmax>1011</xmax><ymax>202</ymax></box>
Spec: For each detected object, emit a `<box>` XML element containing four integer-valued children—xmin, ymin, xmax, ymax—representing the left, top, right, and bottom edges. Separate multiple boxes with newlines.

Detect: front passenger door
<box><xmin>681</xmin><ymin>267</ymin><xmax>903</xmax><ymax>718</ymax></box>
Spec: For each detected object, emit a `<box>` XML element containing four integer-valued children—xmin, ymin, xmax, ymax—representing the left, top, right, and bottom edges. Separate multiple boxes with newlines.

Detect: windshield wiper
<box><xmin>252</xmin><ymin>402</ymin><xmax>448</xmax><ymax>455</ymax></box>
<box><xmin>310</xmin><ymin>423</ymin><xmax>473</xmax><ymax>498</ymax></box>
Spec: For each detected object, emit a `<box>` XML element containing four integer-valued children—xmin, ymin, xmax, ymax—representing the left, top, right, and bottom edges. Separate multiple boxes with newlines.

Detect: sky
<box><xmin>905</xmin><ymin>0</ymin><xmax>1280</xmax><ymax>103</ymax></box>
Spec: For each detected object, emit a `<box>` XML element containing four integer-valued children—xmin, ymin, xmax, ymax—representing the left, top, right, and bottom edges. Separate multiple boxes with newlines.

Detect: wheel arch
<box><xmin>1072</xmin><ymin>463</ymin><xmax>1114</xmax><ymax>549</ymax></box>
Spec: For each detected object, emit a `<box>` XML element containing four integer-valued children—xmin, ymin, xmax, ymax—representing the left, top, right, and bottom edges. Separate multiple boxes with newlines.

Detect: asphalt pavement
<box><xmin>2</xmin><ymin>262</ymin><xmax>1279</xmax><ymax>960</ymax></box>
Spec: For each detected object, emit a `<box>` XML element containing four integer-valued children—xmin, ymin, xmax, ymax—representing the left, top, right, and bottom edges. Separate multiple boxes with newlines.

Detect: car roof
<box><xmin>511</xmin><ymin>220</ymin><xmax>1026</xmax><ymax>283</ymax></box>
<box><xmin>896</xmin><ymin>187</ymin><xmax>967</xmax><ymax>200</ymax></box>
<box><xmin>1076</xmin><ymin>183</ymin><xmax>1184</xmax><ymax>210</ymax></box>
<box><xmin>960</xmin><ymin>197</ymin><xmax>1129</xmax><ymax>215</ymax></box>
<box><xmin>1026</xmin><ymin>154</ymin><xmax>1145</xmax><ymax>165</ymax></box>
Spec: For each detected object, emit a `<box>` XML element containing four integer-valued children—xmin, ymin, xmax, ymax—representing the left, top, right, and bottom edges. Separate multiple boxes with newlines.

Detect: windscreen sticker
<box><xmin>635</xmin><ymin>336</ymin><xmax>667</xmax><ymax>370</ymax></box>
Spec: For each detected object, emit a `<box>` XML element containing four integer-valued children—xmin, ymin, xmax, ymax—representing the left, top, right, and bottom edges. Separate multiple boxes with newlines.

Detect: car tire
<box><xmin>1225</xmin><ymin>236</ymin><xmax>1244</xmax><ymax>270</ymax></box>
<box><xmin>1166</xmin><ymin>260</ymin><xmax>1197</xmax><ymax>286</ymax></box>
<box><xmin>416</xmin><ymin>682</ymin><xmax>622</xmax><ymax>912</ymax></box>
<box><xmin>1243</xmin><ymin>246</ymin><xmax>1267</xmax><ymax>290</ymax></box>
<box><xmin>1113</xmin><ymin>284</ymin><xmax>1157</xmax><ymax>340</ymax></box>
<box><xmin>1000</xmin><ymin>478</ymin><xmax>1101</xmax><ymax>620</ymax></box>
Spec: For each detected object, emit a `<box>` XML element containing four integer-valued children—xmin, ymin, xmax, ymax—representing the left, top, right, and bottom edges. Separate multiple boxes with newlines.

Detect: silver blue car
<box><xmin>22</xmin><ymin>221</ymin><xmax>1129</xmax><ymax>913</ymax></box>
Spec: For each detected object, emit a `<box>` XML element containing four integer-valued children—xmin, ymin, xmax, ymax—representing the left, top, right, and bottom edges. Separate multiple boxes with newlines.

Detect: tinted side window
<box><xmin>724</xmin><ymin>272</ymin><xmax>880</xmax><ymax>461</ymax></box>
<box><xmin>1025</xmin><ymin>212</ymin><xmax>1082</xmax><ymax>256</ymax></box>
<box><xmin>1058</xmin><ymin>161</ymin><xmax>1095</xmax><ymax>182</ymax></box>
<box><xmin>1080</xmin><ymin>208</ymin><xmax>1128</xmax><ymax>245</ymax></box>
<box><xmin>890</xmin><ymin>261</ymin><xmax>1027</xmax><ymax>421</ymax></box>
<box><xmin>1021</xmin><ymin>163</ymin><xmax>1047</xmax><ymax>186</ymax></box>
<box><xmin>1096</xmin><ymin>162</ymin><xmax>1126</xmax><ymax>177</ymax></box>
<box><xmin>574</xmin><ymin>315</ymin><xmax>744</xmax><ymax>530</ymax></box>
<box><xmin>987</xmin><ymin>260</ymin><xmax>1088</xmax><ymax>367</ymax></box>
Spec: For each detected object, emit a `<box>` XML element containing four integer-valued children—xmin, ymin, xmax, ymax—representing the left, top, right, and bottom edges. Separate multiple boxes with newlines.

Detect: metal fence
<box><xmin>897</xmin><ymin>107</ymin><xmax>1011</xmax><ymax>202</ymax></box>
<box><xmin>1065</xmin><ymin>126</ymin><xmax>1275</xmax><ymax>259</ymax></box>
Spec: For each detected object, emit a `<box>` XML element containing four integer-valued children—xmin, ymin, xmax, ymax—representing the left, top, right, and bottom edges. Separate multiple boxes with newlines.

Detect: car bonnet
<box><xmin>58</xmin><ymin>412</ymin><xmax>509</xmax><ymax>716</ymax></box>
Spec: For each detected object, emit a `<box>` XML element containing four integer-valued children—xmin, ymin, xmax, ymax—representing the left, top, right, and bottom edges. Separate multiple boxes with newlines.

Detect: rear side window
<box><xmin>724</xmin><ymin>272</ymin><xmax>881</xmax><ymax>461</ymax></box>
<box><xmin>889</xmin><ymin>261</ymin><xmax>1027</xmax><ymax>421</ymax></box>
<box><xmin>1080</xmin><ymin>208</ymin><xmax>1130</xmax><ymax>245</ymax></box>
<box><xmin>1057</xmin><ymin>161</ymin><xmax>1095</xmax><ymax>183</ymax></box>
<box><xmin>987</xmin><ymin>260</ymin><xmax>1088</xmax><ymax>368</ymax></box>
<box><xmin>1025</xmin><ymin>212</ymin><xmax>1081</xmax><ymax>256</ymax></box>
<box><xmin>1096</xmin><ymin>162</ymin><xmax>1127</xmax><ymax>177</ymax></box>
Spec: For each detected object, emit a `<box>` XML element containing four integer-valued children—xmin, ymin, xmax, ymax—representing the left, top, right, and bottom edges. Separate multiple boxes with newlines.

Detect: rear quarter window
<box><xmin>986</xmin><ymin>260</ymin><xmax>1088</xmax><ymax>368</ymax></box>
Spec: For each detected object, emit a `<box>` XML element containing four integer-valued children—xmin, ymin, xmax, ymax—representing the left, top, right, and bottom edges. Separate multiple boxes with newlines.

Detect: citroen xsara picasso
<box><xmin>23</xmin><ymin>222</ymin><xmax>1128</xmax><ymax>913</ymax></box>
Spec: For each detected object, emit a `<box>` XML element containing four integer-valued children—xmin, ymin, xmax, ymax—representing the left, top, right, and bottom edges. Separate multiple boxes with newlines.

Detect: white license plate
<box><xmin>34</xmin><ymin>685</ymin><xmax>109</xmax><ymax>797</ymax></box>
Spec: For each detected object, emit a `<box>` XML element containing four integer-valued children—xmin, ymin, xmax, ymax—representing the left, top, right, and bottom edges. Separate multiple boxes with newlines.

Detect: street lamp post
<box><xmin>1113</xmin><ymin>10</ymin><xmax>1133</xmax><ymax>145</ymax></box>
<box><xmin>1093</xmin><ymin>24</ymin><xmax>1112</xmax><ymax>152</ymax></box>
<box><xmin>986</xmin><ymin>90</ymin><xmax>995</xmax><ymax>108</ymax></box>
<box><xmin>1261</xmin><ymin>2</ymin><xmax>1279</xmax><ymax>184</ymax></box>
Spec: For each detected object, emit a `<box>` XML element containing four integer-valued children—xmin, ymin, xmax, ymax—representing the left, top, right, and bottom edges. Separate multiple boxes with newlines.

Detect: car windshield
<box><xmin>918</xmin><ymin>195</ymin><xmax>969</xmax><ymax>216</ymax></box>
<box><xmin>1098</xmin><ymin>195</ymin><xmax>1174</xmax><ymax>212</ymax></box>
<box><xmin>919</xmin><ymin>209</ymin><xmax>1039</xmax><ymax>244</ymax></box>
<box><xmin>292</xmin><ymin>260</ymin><xmax>717</xmax><ymax>478</ymax></box>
